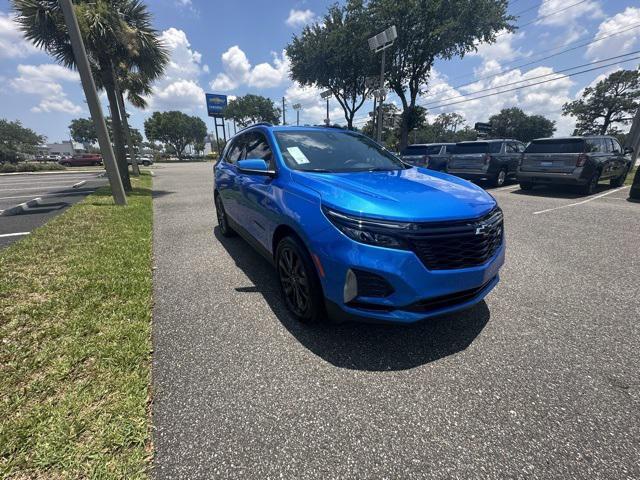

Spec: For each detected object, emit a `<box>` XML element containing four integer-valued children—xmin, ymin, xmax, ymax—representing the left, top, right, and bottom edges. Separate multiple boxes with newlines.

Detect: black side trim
<box><xmin>226</xmin><ymin>215</ymin><xmax>274</xmax><ymax>266</ymax></box>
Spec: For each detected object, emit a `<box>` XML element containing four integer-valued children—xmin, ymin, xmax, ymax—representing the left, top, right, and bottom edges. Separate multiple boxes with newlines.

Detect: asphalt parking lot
<box><xmin>0</xmin><ymin>170</ymin><xmax>107</xmax><ymax>248</ymax></box>
<box><xmin>152</xmin><ymin>163</ymin><xmax>639</xmax><ymax>479</ymax></box>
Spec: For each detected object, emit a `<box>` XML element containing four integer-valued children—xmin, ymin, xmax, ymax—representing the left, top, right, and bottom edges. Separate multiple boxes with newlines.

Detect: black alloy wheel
<box><xmin>275</xmin><ymin>236</ymin><xmax>324</xmax><ymax>324</ymax></box>
<box><xmin>215</xmin><ymin>194</ymin><xmax>236</xmax><ymax>237</ymax></box>
<box><xmin>494</xmin><ymin>168</ymin><xmax>507</xmax><ymax>187</ymax></box>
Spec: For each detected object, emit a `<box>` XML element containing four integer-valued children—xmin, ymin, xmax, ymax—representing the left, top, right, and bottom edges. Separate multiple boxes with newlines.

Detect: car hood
<box><xmin>292</xmin><ymin>167</ymin><xmax>496</xmax><ymax>222</ymax></box>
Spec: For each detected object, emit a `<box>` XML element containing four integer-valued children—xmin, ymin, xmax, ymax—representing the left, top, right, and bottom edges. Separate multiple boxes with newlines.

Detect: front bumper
<box><xmin>310</xmin><ymin>225</ymin><xmax>505</xmax><ymax>324</ymax></box>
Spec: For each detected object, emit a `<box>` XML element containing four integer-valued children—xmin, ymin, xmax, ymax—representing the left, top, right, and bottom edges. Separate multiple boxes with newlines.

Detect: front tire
<box><xmin>519</xmin><ymin>182</ymin><xmax>534</xmax><ymax>191</ymax></box>
<box><xmin>610</xmin><ymin>166</ymin><xmax>629</xmax><ymax>188</ymax></box>
<box><xmin>215</xmin><ymin>194</ymin><xmax>236</xmax><ymax>237</ymax></box>
<box><xmin>275</xmin><ymin>236</ymin><xmax>325</xmax><ymax>324</ymax></box>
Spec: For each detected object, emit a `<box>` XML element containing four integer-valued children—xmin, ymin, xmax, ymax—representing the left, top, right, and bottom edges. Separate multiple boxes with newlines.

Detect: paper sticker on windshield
<box><xmin>287</xmin><ymin>147</ymin><xmax>310</xmax><ymax>165</ymax></box>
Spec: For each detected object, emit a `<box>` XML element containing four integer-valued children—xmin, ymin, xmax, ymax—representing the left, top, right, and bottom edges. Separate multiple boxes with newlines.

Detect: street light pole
<box><xmin>627</xmin><ymin>105</ymin><xmax>640</xmax><ymax>200</ymax></box>
<box><xmin>292</xmin><ymin>103</ymin><xmax>302</xmax><ymax>126</ymax></box>
<box><xmin>368</xmin><ymin>26</ymin><xmax>397</xmax><ymax>145</ymax></box>
<box><xmin>58</xmin><ymin>0</ymin><xmax>126</xmax><ymax>205</ymax></box>
<box><xmin>282</xmin><ymin>97</ymin><xmax>286</xmax><ymax>125</ymax></box>
<box><xmin>320</xmin><ymin>89</ymin><xmax>332</xmax><ymax>126</ymax></box>
<box><xmin>376</xmin><ymin>49</ymin><xmax>386</xmax><ymax>143</ymax></box>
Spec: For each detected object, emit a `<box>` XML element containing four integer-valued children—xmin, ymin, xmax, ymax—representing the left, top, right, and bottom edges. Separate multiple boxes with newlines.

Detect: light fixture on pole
<box><xmin>368</xmin><ymin>25</ymin><xmax>397</xmax><ymax>143</ymax></box>
<box><xmin>292</xmin><ymin>103</ymin><xmax>302</xmax><ymax>126</ymax></box>
<box><xmin>320</xmin><ymin>89</ymin><xmax>332</xmax><ymax>125</ymax></box>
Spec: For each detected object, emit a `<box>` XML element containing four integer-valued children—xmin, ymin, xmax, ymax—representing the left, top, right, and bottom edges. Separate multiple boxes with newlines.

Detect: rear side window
<box><xmin>402</xmin><ymin>145</ymin><xmax>441</xmax><ymax>155</ymax></box>
<box><xmin>586</xmin><ymin>138</ymin><xmax>606</xmax><ymax>153</ymax></box>
<box><xmin>453</xmin><ymin>142</ymin><xmax>501</xmax><ymax>154</ymax></box>
<box><xmin>525</xmin><ymin>139</ymin><xmax>585</xmax><ymax>154</ymax></box>
<box><xmin>225</xmin><ymin>138</ymin><xmax>244</xmax><ymax>164</ymax></box>
<box><xmin>244</xmin><ymin>132</ymin><xmax>274</xmax><ymax>169</ymax></box>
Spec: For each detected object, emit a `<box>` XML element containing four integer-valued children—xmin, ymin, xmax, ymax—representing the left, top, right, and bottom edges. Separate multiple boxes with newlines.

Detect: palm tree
<box><xmin>13</xmin><ymin>0</ymin><xmax>167</xmax><ymax>189</ymax></box>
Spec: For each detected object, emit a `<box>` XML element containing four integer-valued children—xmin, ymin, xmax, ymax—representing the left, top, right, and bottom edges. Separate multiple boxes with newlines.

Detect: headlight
<box><xmin>322</xmin><ymin>206</ymin><xmax>409</xmax><ymax>249</ymax></box>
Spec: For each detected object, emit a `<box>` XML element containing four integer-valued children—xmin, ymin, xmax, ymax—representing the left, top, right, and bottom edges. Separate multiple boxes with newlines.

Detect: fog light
<box><xmin>343</xmin><ymin>269</ymin><xmax>358</xmax><ymax>303</ymax></box>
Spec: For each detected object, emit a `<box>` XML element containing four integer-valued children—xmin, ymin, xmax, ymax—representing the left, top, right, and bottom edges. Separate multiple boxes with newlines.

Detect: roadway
<box><xmin>151</xmin><ymin>162</ymin><xmax>639</xmax><ymax>479</ymax></box>
<box><xmin>0</xmin><ymin>171</ymin><xmax>107</xmax><ymax>248</ymax></box>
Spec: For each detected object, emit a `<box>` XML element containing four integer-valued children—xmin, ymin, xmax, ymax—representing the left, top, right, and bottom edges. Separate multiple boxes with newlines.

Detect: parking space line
<box><xmin>533</xmin><ymin>186</ymin><xmax>629</xmax><ymax>215</ymax></box>
<box><xmin>0</xmin><ymin>177</ymin><xmax>97</xmax><ymax>186</ymax></box>
<box><xmin>1</xmin><ymin>185</ymin><xmax>81</xmax><ymax>192</ymax></box>
<box><xmin>0</xmin><ymin>232</ymin><xmax>30</xmax><ymax>238</ymax></box>
<box><xmin>0</xmin><ymin>190</ymin><xmax>96</xmax><ymax>202</ymax></box>
<box><xmin>492</xmin><ymin>184</ymin><xmax>520</xmax><ymax>192</ymax></box>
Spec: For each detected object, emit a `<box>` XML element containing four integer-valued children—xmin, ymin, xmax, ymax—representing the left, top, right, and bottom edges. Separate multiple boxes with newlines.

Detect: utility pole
<box><xmin>627</xmin><ymin>106</ymin><xmax>640</xmax><ymax>200</ymax></box>
<box><xmin>282</xmin><ymin>97</ymin><xmax>286</xmax><ymax>125</ymax></box>
<box><xmin>368</xmin><ymin>26</ymin><xmax>397</xmax><ymax>144</ymax></box>
<box><xmin>59</xmin><ymin>0</ymin><xmax>126</xmax><ymax>205</ymax></box>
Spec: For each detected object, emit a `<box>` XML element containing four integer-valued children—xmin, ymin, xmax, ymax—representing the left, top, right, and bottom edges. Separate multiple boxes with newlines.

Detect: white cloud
<box><xmin>469</xmin><ymin>30</ymin><xmax>528</xmax><ymax>77</ymax></box>
<box><xmin>285</xmin><ymin>9</ymin><xmax>315</xmax><ymax>28</ymax></box>
<box><xmin>146</xmin><ymin>28</ymin><xmax>207</xmax><ymax>112</ymax></box>
<box><xmin>420</xmin><ymin>66</ymin><xmax>577</xmax><ymax>135</ymax></box>
<box><xmin>0</xmin><ymin>11</ymin><xmax>41</xmax><ymax>59</ymax></box>
<box><xmin>32</xmin><ymin>98</ymin><xmax>82</xmax><ymax>114</ymax></box>
<box><xmin>10</xmin><ymin>64</ymin><xmax>83</xmax><ymax>115</ymax></box>
<box><xmin>210</xmin><ymin>46</ymin><xmax>290</xmax><ymax>91</ymax></box>
<box><xmin>586</xmin><ymin>7</ymin><xmax>640</xmax><ymax>60</ymax></box>
<box><xmin>537</xmin><ymin>0</ymin><xmax>603</xmax><ymax>27</ymax></box>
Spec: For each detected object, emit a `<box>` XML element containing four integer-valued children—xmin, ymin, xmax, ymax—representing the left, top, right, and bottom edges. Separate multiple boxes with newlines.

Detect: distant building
<box><xmin>43</xmin><ymin>141</ymin><xmax>85</xmax><ymax>156</ymax></box>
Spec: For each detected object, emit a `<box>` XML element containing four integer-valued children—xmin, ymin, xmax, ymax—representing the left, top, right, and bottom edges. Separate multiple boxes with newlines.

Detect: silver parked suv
<box><xmin>447</xmin><ymin>139</ymin><xmax>526</xmax><ymax>187</ymax></box>
<box><xmin>517</xmin><ymin>136</ymin><xmax>633</xmax><ymax>195</ymax></box>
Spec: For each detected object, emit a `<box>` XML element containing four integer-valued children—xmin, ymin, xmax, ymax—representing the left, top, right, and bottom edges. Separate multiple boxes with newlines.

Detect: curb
<box><xmin>0</xmin><ymin>198</ymin><xmax>42</xmax><ymax>217</ymax></box>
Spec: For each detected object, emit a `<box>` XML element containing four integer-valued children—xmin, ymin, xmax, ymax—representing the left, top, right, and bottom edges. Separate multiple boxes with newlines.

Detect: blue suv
<box><xmin>214</xmin><ymin>124</ymin><xmax>505</xmax><ymax>324</ymax></box>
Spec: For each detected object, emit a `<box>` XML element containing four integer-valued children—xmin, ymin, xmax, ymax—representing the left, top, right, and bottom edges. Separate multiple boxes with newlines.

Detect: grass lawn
<box><xmin>0</xmin><ymin>174</ymin><xmax>153</xmax><ymax>478</ymax></box>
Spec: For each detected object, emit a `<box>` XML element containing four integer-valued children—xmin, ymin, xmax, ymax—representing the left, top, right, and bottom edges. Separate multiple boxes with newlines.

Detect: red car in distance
<box><xmin>58</xmin><ymin>154</ymin><xmax>103</xmax><ymax>167</ymax></box>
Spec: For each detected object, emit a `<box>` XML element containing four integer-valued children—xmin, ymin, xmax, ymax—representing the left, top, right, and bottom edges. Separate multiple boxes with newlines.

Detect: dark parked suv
<box><xmin>447</xmin><ymin>139</ymin><xmax>526</xmax><ymax>187</ymax></box>
<box><xmin>517</xmin><ymin>136</ymin><xmax>632</xmax><ymax>195</ymax></box>
<box><xmin>400</xmin><ymin>143</ymin><xmax>454</xmax><ymax>171</ymax></box>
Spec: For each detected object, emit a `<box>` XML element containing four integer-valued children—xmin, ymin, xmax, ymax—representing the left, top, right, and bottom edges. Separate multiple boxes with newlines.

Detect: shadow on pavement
<box><xmin>509</xmin><ymin>184</ymin><xmax>611</xmax><ymax>199</ymax></box>
<box><xmin>214</xmin><ymin>227</ymin><xmax>490</xmax><ymax>372</ymax></box>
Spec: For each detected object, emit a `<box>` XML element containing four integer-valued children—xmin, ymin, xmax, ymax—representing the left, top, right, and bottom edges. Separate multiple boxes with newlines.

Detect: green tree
<box><xmin>488</xmin><ymin>107</ymin><xmax>556</xmax><ymax>141</ymax></box>
<box><xmin>222</xmin><ymin>94</ymin><xmax>281</xmax><ymax>128</ymax></box>
<box><xmin>13</xmin><ymin>0</ymin><xmax>168</xmax><ymax>190</ymax></box>
<box><xmin>287</xmin><ymin>0</ymin><xmax>377</xmax><ymax>128</ymax></box>
<box><xmin>0</xmin><ymin>119</ymin><xmax>44</xmax><ymax>163</ymax></box>
<box><xmin>69</xmin><ymin>118</ymin><xmax>97</xmax><ymax>145</ymax></box>
<box><xmin>563</xmin><ymin>70</ymin><xmax>640</xmax><ymax>136</ymax></box>
<box><xmin>367</xmin><ymin>0</ymin><xmax>513</xmax><ymax>149</ymax></box>
<box><xmin>410</xmin><ymin>113</ymin><xmax>476</xmax><ymax>144</ymax></box>
<box><xmin>144</xmin><ymin>111</ymin><xmax>207</xmax><ymax>161</ymax></box>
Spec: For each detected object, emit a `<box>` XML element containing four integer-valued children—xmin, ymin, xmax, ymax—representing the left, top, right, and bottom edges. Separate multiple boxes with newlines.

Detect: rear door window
<box><xmin>506</xmin><ymin>143</ymin><xmax>518</xmax><ymax>153</ymax></box>
<box><xmin>586</xmin><ymin>138</ymin><xmax>606</xmax><ymax>153</ymax></box>
<box><xmin>610</xmin><ymin>138</ymin><xmax>622</xmax><ymax>154</ymax></box>
<box><xmin>453</xmin><ymin>143</ymin><xmax>489</xmax><ymax>154</ymax></box>
<box><xmin>402</xmin><ymin>145</ymin><xmax>442</xmax><ymax>155</ymax></box>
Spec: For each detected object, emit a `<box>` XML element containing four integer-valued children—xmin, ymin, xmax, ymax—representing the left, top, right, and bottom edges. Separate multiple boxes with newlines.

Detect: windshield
<box><xmin>274</xmin><ymin>130</ymin><xmax>406</xmax><ymax>172</ymax></box>
<box><xmin>402</xmin><ymin>145</ymin><xmax>442</xmax><ymax>155</ymax></box>
<box><xmin>525</xmin><ymin>139</ymin><xmax>585</xmax><ymax>154</ymax></box>
<box><xmin>453</xmin><ymin>142</ymin><xmax>501</xmax><ymax>154</ymax></box>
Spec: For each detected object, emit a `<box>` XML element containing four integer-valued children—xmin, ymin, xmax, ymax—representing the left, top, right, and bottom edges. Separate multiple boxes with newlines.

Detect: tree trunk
<box><xmin>115</xmin><ymin>85</ymin><xmax>140</xmax><ymax>177</ymax></box>
<box><xmin>105</xmin><ymin>85</ymin><xmax>131</xmax><ymax>191</ymax></box>
<box><xmin>399</xmin><ymin>112</ymin><xmax>410</xmax><ymax>151</ymax></box>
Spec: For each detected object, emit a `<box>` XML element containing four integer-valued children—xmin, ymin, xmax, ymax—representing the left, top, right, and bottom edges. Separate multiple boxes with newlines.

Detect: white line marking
<box><xmin>0</xmin><ymin>177</ymin><xmax>96</xmax><ymax>186</ymax></box>
<box><xmin>1</xmin><ymin>185</ymin><xmax>79</xmax><ymax>192</ymax></box>
<box><xmin>533</xmin><ymin>186</ymin><xmax>629</xmax><ymax>215</ymax></box>
<box><xmin>0</xmin><ymin>232</ymin><xmax>30</xmax><ymax>238</ymax></box>
<box><xmin>492</xmin><ymin>184</ymin><xmax>520</xmax><ymax>192</ymax></box>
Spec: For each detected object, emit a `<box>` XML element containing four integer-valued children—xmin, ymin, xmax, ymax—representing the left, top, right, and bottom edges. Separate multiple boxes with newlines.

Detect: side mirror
<box><xmin>623</xmin><ymin>146</ymin><xmax>634</xmax><ymax>155</ymax></box>
<box><xmin>237</xmin><ymin>158</ymin><xmax>275</xmax><ymax>176</ymax></box>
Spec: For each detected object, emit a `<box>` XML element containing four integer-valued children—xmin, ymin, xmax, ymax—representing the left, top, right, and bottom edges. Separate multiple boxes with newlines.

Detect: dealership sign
<box><xmin>205</xmin><ymin>93</ymin><xmax>227</xmax><ymax>117</ymax></box>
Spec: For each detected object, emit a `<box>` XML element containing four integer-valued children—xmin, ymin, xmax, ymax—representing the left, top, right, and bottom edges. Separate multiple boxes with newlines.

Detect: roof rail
<box><xmin>234</xmin><ymin>121</ymin><xmax>273</xmax><ymax>135</ymax></box>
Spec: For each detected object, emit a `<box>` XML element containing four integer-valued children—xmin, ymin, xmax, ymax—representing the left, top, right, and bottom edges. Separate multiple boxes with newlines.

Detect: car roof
<box><xmin>531</xmin><ymin>135</ymin><xmax>612</xmax><ymax>142</ymax></box>
<box><xmin>406</xmin><ymin>143</ymin><xmax>454</xmax><ymax>147</ymax></box>
<box><xmin>456</xmin><ymin>139</ymin><xmax>518</xmax><ymax>144</ymax></box>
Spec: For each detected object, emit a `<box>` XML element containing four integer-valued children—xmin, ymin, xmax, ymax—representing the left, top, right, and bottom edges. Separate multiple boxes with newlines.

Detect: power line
<box><xmin>504</xmin><ymin>0</ymin><xmax>589</xmax><ymax>33</ymax></box>
<box><xmin>421</xmin><ymin>51</ymin><xmax>640</xmax><ymax>108</ymax></box>
<box><xmin>422</xmin><ymin>54</ymin><xmax>640</xmax><ymax>111</ymax></box>
<box><xmin>448</xmin><ymin>23</ymin><xmax>640</xmax><ymax>87</ymax></box>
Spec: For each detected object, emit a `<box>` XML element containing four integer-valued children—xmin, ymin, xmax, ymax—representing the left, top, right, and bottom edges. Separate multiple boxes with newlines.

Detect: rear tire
<box><xmin>275</xmin><ymin>236</ymin><xmax>325</xmax><ymax>324</ymax></box>
<box><xmin>610</xmin><ymin>166</ymin><xmax>629</xmax><ymax>188</ymax></box>
<box><xmin>215</xmin><ymin>194</ymin><xmax>236</xmax><ymax>237</ymax></box>
<box><xmin>519</xmin><ymin>182</ymin><xmax>534</xmax><ymax>191</ymax></box>
<box><xmin>493</xmin><ymin>168</ymin><xmax>507</xmax><ymax>187</ymax></box>
<box><xmin>581</xmin><ymin>170</ymin><xmax>600</xmax><ymax>195</ymax></box>
<box><xmin>143</xmin><ymin>161</ymin><xmax>151</xmax><ymax>166</ymax></box>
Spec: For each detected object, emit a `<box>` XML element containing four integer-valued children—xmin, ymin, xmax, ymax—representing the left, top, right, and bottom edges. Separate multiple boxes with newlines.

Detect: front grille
<box><xmin>403</xmin><ymin>277</ymin><xmax>495</xmax><ymax>313</ymax></box>
<box><xmin>400</xmin><ymin>208</ymin><xmax>503</xmax><ymax>270</ymax></box>
<box><xmin>353</xmin><ymin>269</ymin><xmax>394</xmax><ymax>298</ymax></box>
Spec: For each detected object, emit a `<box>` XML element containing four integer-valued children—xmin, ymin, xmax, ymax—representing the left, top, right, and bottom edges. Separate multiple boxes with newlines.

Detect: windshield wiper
<box><xmin>299</xmin><ymin>168</ymin><xmax>334</xmax><ymax>173</ymax></box>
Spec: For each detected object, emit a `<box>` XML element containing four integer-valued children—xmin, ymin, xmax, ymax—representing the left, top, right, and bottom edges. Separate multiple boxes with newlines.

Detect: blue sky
<box><xmin>0</xmin><ymin>0</ymin><xmax>639</xmax><ymax>143</ymax></box>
